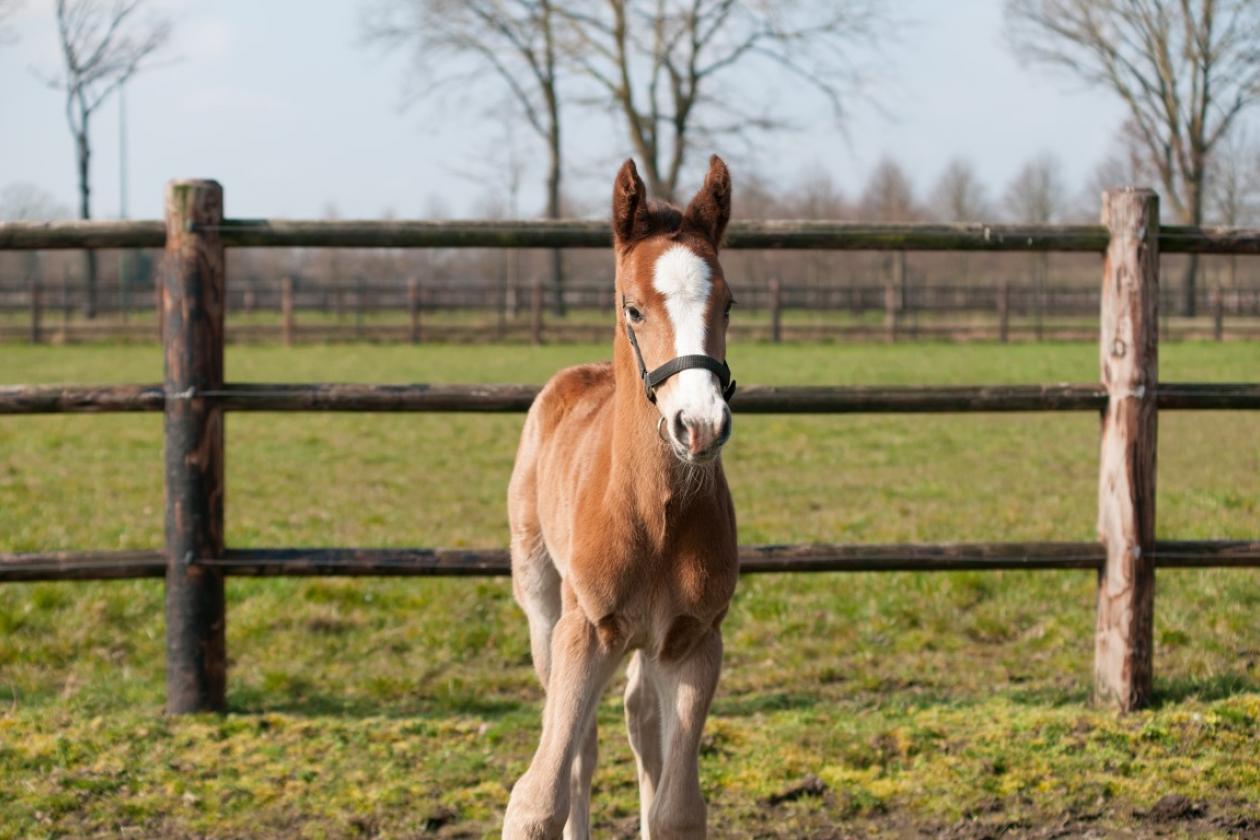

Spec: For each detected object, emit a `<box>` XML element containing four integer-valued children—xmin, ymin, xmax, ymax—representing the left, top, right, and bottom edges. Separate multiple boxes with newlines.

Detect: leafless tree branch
<box><xmin>1006</xmin><ymin>0</ymin><xmax>1260</xmax><ymax>313</ymax></box>
<box><xmin>558</xmin><ymin>0</ymin><xmax>887</xmax><ymax>201</ymax></box>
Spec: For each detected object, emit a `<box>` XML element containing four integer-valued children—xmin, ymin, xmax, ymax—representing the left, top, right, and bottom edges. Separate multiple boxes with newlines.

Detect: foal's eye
<box><xmin>625</xmin><ymin>305</ymin><xmax>644</xmax><ymax>324</ymax></box>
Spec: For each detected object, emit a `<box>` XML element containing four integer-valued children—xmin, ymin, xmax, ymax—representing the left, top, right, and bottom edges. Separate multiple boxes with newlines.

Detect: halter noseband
<box><xmin>621</xmin><ymin>297</ymin><xmax>736</xmax><ymax>405</ymax></box>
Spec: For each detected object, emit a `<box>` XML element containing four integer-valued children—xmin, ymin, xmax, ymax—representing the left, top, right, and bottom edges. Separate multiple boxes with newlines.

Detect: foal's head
<box><xmin>611</xmin><ymin>155</ymin><xmax>734</xmax><ymax>465</ymax></box>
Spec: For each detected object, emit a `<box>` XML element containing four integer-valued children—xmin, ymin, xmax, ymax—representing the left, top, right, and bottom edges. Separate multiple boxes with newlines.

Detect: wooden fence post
<box><xmin>894</xmin><ymin>251</ymin><xmax>907</xmax><ymax>309</ymax></box>
<box><xmin>997</xmin><ymin>279</ymin><xmax>1010</xmax><ymax>343</ymax></box>
<box><xmin>1095</xmin><ymin>187</ymin><xmax>1159</xmax><ymax>712</ymax></box>
<box><xmin>29</xmin><ymin>269</ymin><xmax>42</xmax><ymax>345</ymax></box>
<box><xmin>531</xmin><ymin>273</ymin><xmax>543</xmax><ymax>346</ymax></box>
<box><xmin>883</xmin><ymin>277</ymin><xmax>898</xmax><ymax>343</ymax></box>
<box><xmin>1212</xmin><ymin>284</ymin><xmax>1224</xmax><ymax>342</ymax></box>
<box><xmin>153</xmin><ymin>270</ymin><xmax>163</xmax><ymax>341</ymax></box>
<box><xmin>769</xmin><ymin>277</ymin><xmax>782</xmax><ymax>343</ymax></box>
<box><xmin>408</xmin><ymin>276</ymin><xmax>421</xmax><ymax>345</ymax></box>
<box><xmin>163</xmin><ymin>179</ymin><xmax>227</xmax><ymax>714</ymax></box>
<box><xmin>355</xmin><ymin>276</ymin><xmax>366</xmax><ymax>339</ymax></box>
<box><xmin>281</xmin><ymin>276</ymin><xmax>295</xmax><ymax>347</ymax></box>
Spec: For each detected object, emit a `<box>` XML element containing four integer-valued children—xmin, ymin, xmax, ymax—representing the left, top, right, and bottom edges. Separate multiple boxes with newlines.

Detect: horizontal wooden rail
<box><xmin>3</xmin><ymin>540</ymin><xmax>1258</xmax><ymax>582</ymax></box>
<box><xmin>4</xmin><ymin>382</ymin><xmax>1260</xmax><ymax>415</ymax></box>
<box><xmin>2</xmin><ymin>217</ymin><xmax>1258</xmax><ymax>254</ymax></box>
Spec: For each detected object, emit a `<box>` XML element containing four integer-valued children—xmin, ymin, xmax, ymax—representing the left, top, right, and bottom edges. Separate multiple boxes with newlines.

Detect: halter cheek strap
<box><xmin>622</xmin><ymin>301</ymin><xmax>736</xmax><ymax>405</ymax></box>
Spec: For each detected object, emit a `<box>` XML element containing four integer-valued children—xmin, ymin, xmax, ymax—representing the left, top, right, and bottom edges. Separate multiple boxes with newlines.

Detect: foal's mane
<box><xmin>638</xmin><ymin>200</ymin><xmax>683</xmax><ymax>237</ymax></box>
<box><xmin>616</xmin><ymin>198</ymin><xmax>695</xmax><ymax>253</ymax></box>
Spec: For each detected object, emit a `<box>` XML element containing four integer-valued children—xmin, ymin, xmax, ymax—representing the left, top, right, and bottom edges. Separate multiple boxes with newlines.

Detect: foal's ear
<box><xmin>683</xmin><ymin>155</ymin><xmax>732</xmax><ymax>247</ymax></box>
<box><xmin>612</xmin><ymin>158</ymin><xmax>651</xmax><ymax>248</ymax></box>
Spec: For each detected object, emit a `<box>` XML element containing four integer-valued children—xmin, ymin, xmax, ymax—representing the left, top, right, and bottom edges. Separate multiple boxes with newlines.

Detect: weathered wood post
<box><xmin>163</xmin><ymin>179</ymin><xmax>227</xmax><ymax>714</ymax></box>
<box><xmin>769</xmin><ymin>277</ymin><xmax>782</xmax><ymax>344</ymax></box>
<box><xmin>997</xmin><ymin>279</ymin><xmax>1010</xmax><ymax>343</ymax></box>
<box><xmin>355</xmin><ymin>275</ymin><xmax>366</xmax><ymax>339</ymax></box>
<box><xmin>1212</xmin><ymin>284</ymin><xmax>1224</xmax><ymax>342</ymax></box>
<box><xmin>1095</xmin><ymin>187</ymin><xmax>1159</xmax><ymax>712</ymax></box>
<box><xmin>153</xmin><ymin>271</ymin><xmax>163</xmax><ymax>341</ymax></box>
<box><xmin>29</xmin><ymin>268</ymin><xmax>42</xmax><ymax>345</ymax></box>
<box><xmin>531</xmin><ymin>273</ymin><xmax>544</xmax><ymax>346</ymax></box>
<box><xmin>883</xmin><ymin>276</ymin><xmax>898</xmax><ymax>343</ymax></box>
<box><xmin>281</xmin><ymin>276</ymin><xmax>295</xmax><ymax>347</ymax></box>
<box><xmin>408</xmin><ymin>276</ymin><xmax>421</xmax><ymax>345</ymax></box>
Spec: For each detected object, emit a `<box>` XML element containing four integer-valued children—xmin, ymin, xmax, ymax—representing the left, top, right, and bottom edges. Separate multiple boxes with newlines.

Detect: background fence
<box><xmin>1</xmin><ymin>181</ymin><xmax>1258</xmax><ymax>716</ymax></box>
<box><xmin>5</xmin><ymin>269</ymin><xmax>1260</xmax><ymax>345</ymax></box>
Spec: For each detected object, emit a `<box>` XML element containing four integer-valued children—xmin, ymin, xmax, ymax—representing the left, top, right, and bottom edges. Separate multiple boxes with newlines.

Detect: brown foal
<box><xmin>502</xmin><ymin>156</ymin><xmax>739</xmax><ymax>840</ymax></box>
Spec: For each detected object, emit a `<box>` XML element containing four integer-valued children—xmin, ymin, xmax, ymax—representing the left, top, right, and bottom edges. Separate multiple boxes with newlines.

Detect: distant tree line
<box><xmin>6</xmin><ymin>0</ymin><xmax>1260</xmax><ymax>320</ymax></box>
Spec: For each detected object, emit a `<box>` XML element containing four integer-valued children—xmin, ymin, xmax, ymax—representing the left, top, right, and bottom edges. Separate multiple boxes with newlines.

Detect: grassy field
<box><xmin>1</xmin><ymin>339</ymin><xmax>1258</xmax><ymax>839</ymax></box>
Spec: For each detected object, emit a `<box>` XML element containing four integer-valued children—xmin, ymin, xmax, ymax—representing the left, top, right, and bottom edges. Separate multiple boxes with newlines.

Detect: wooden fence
<box><xmin>7</xmin><ymin>271</ymin><xmax>1260</xmax><ymax>345</ymax></box>
<box><xmin>1</xmin><ymin>181</ymin><xmax>1258</xmax><ymax>715</ymax></box>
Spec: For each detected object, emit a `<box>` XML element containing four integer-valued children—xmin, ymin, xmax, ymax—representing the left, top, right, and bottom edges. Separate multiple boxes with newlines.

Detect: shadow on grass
<box><xmin>1152</xmin><ymin>672</ymin><xmax>1260</xmax><ymax>707</ymax></box>
<box><xmin>1004</xmin><ymin>673</ymin><xmax>1259</xmax><ymax>709</ymax></box>
<box><xmin>226</xmin><ymin>684</ymin><xmax>533</xmax><ymax>720</ymax></box>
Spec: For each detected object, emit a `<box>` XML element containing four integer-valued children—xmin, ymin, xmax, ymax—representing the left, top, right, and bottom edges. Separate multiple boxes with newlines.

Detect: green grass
<box><xmin>1</xmin><ymin>340</ymin><xmax>1258</xmax><ymax>838</ymax></box>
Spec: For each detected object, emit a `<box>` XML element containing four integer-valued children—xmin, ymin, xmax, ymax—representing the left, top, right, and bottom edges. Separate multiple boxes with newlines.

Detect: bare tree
<box><xmin>0</xmin><ymin>183</ymin><xmax>69</xmax><ymax>221</ymax></box>
<box><xmin>43</xmin><ymin>0</ymin><xmax>170</xmax><ymax>318</ymax></box>
<box><xmin>929</xmin><ymin>158</ymin><xmax>991</xmax><ymax>222</ymax></box>
<box><xmin>0</xmin><ymin>0</ymin><xmax>22</xmax><ymax>45</ymax></box>
<box><xmin>1005</xmin><ymin>152</ymin><xmax>1068</xmax><ymax>339</ymax></box>
<box><xmin>1206</xmin><ymin>128</ymin><xmax>1260</xmax><ymax>296</ymax></box>
<box><xmin>362</xmin><ymin>0</ymin><xmax>570</xmax><ymax>316</ymax></box>
<box><xmin>1004</xmin><ymin>152</ymin><xmax>1068</xmax><ymax>224</ymax></box>
<box><xmin>562</xmin><ymin>0</ymin><xmax>885</xmax><ymax>202</ymax></box>
<box><xmin>928</xmin><ymin>159</ymin><xmax>992</xmax><ymax>286</ymax></box>
<box><xmin>1208</xmin><ymin>128</ymin><xmax>1260</xmax><ymax>226</ymax></box>
<box><xmin>859</xmin><ymin>157</ymin><xmax>919</xmax><ymax>221</ymax></box>
<box><xmin>1005</xmin><ymin>0</ymin><xmax>1260</xmax><ymax>315</ymax></box>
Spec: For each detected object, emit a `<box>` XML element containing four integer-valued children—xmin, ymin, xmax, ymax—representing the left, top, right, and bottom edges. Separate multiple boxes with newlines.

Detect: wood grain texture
<box><xmin>5</xmin><ymin>217</ymin><xmax>1260</xmax><ymax>253</ymax></box>
<box><xmin>163</xmin><ymin>180</ymin><xmax>227</xmax><ymax>714</ymax></box>
<box><xmin>1095</xmin><ymin>188</ymin><xmax>1159</xmax><ymax>712</ymax></box>
<box><xmin>4</xmin><ymin>382</ymin><xmax>1260</xmax><ymax>415</ymax></box>
<box><xmin>5</xmin><ymin>541</ymin><xmax>1258</xmax><ymax>582</ymax></box>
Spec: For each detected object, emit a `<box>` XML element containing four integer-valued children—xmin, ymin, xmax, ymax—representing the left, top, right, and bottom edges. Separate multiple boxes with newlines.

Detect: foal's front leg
<box><xmin>648</xmin><ymin>629</ymin><xmax>723</xmax><ymax>840</ymax></box>
<box><xmin>503</xmin><ymin>608</ymin><xmax>622</xmax><ymax>840</ymax></box>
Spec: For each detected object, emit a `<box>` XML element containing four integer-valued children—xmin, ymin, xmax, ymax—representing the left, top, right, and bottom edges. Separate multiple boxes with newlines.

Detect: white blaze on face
<box><xmin>651</xmin><ymin>244</ymin><xmax>726</xmax><ymax>430</ymax></box>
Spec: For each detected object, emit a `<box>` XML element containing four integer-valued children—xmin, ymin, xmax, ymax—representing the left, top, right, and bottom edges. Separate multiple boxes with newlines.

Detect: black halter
<box><xmin>622</xmin><ymin>300</ymin><xmax>736</xmax><ymax>405</ymax></box>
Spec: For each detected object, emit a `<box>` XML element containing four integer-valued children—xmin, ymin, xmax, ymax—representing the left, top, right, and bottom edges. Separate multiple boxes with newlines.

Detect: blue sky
<box><xmin>1</xmin><ymin>0</ymin><xmax>1140</xmax><ymax>220</ymax></box>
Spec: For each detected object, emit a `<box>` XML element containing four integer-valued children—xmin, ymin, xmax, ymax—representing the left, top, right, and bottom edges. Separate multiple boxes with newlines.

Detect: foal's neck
<box><xmin>608</xmin><ymin>338</ymin><xmax>719</xmax><ymax>539</ymax></box>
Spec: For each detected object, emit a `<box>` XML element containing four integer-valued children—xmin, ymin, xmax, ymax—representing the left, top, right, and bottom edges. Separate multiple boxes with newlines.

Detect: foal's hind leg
<box><xmin>508</xmin><ymin>413</ymin><xmax>561</xmax><ymax>687</ymax></box>
<box><xmin>511</xmin><ymin>529</ymin><xmax>561</xmax><ymax>686</ymax></box>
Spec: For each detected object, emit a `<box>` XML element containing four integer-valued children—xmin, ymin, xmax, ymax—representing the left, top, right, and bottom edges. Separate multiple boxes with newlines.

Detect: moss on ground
<box><xmin>1</xmin><ymin>341</ymin><xmax>1258</xmax><ymax>838</ymax></box>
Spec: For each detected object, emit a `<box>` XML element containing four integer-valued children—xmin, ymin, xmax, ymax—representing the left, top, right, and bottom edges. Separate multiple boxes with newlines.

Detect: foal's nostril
<box><xmin>717</xmin><ymin>410</ymin><xmax>732</xmax><ymax>445</ymax></box>
<box><xmin>672</xmin><ymin>410</ymin><xmax>688</xmax><ymax>444</ymax></box>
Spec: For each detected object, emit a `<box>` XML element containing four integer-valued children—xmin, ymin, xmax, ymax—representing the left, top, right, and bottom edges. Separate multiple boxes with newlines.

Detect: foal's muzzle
<box><xmin>670</xmin><ymin>406</ymin><xmax>732</xmax><ymax>462</ymax></box>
